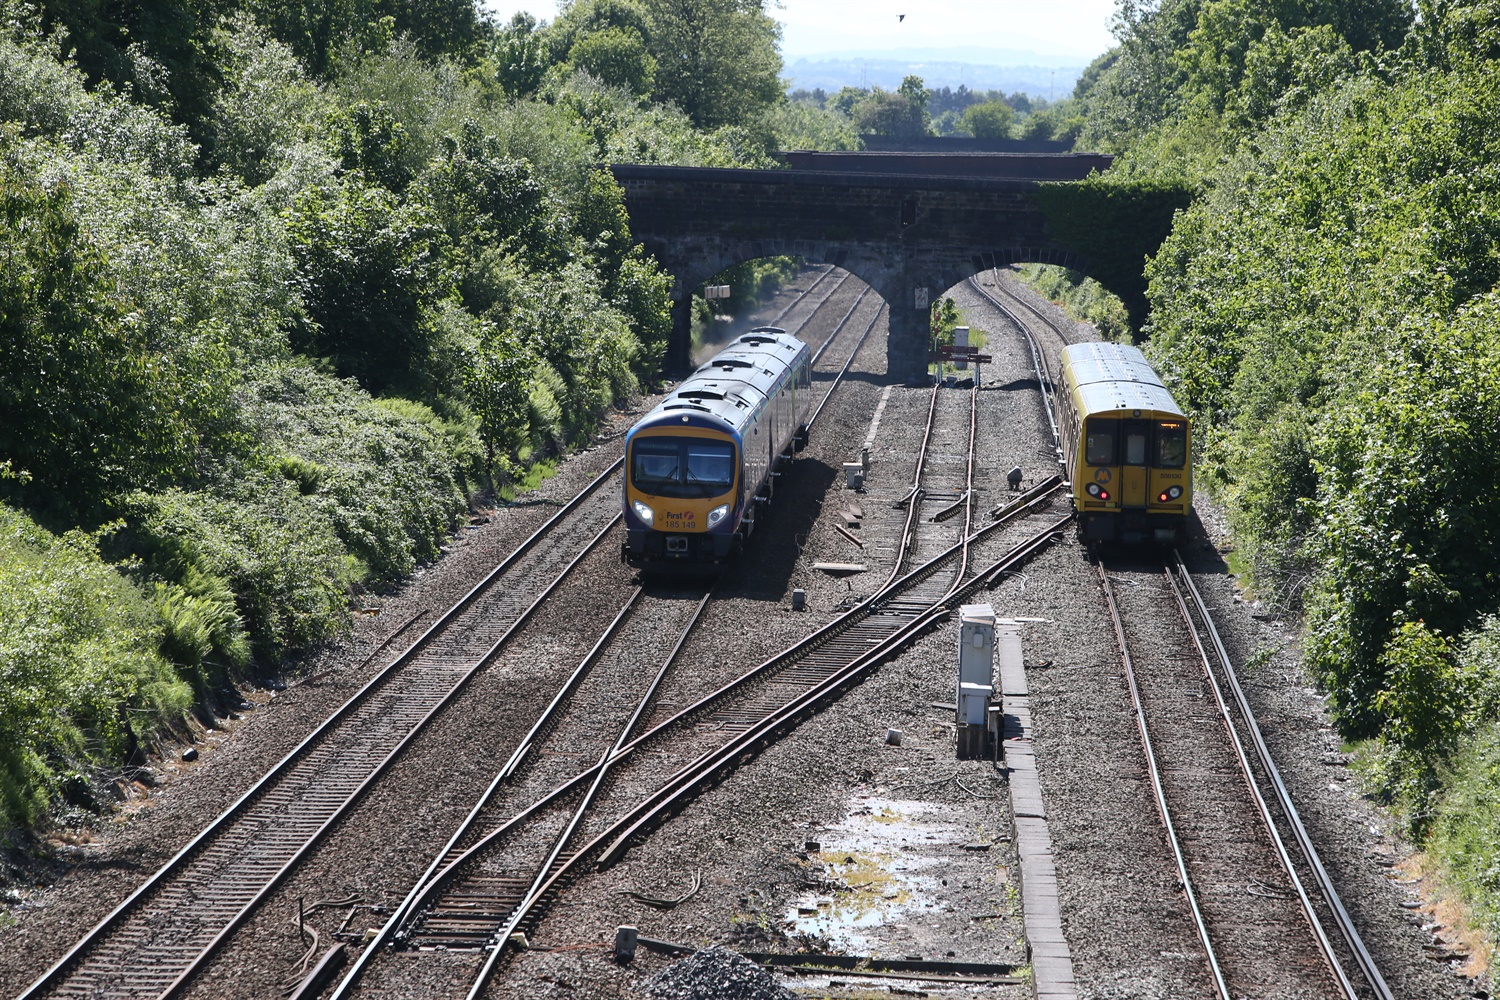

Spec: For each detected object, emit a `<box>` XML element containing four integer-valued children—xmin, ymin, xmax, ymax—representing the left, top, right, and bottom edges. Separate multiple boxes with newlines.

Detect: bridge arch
<box><xmin>672</xmin><ymin>240</ymin><xmax>1094</xmax><ymax>377</ymax></box>
<box><xmin>610</xmin><ymin>160</ymin><xmax>1189</xmax><ymax>378</ymax></box>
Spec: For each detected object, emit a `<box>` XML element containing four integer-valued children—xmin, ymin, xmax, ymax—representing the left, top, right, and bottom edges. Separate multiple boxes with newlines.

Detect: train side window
<box><xmin>1084</xmin><ymin>421</ymin><xmax>1114</xmax><ymax>465</ymax></box>
<box><xmin>1156</xmin><ymin>421</ymin><xmax>1187</xmax><ymax>468</ymax></box>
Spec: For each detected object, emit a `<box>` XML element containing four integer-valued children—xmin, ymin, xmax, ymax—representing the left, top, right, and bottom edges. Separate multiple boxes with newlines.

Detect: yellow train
<box><xmin>623</xmin><ymin>328</ymin><xmax>812</xmax><ymax>569</ymax></box>
<box><xmin>1057</xmin><ymin>342</ymin><xmax>1191</xmax><ymax>544</ymax></box>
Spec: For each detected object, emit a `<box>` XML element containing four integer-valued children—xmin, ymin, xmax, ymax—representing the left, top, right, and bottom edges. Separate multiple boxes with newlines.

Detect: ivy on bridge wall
<box><xmin>1035</xmin><ymin>175</ymin><xmax>1194</xmax><ymax>336</ymax></box>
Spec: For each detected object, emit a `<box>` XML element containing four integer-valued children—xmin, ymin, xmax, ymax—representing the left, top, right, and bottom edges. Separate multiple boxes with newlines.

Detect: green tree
<box><xmin>327</xmin><ymin>100</ymin><xmax>415</xmax><ymax>191</ymax></box>
<box><xmin>0</xmin><ymin>152</ymin><xmax>203</xmax><ymax>512</ymax></box>
<box><xmin>961</xmin><ymin>100</ymin><xmax>1013</xmax><ymax>138</ymax></box>
<box><xmin>546</xmin><ymin>0</ymin><xmax>654</xmax><ymax>63</ymax></box>
<box><xmin>567</xmin><ymin>25</ymin><xmax>657</xmax><ymax>97</ymax></box>
<box><xmin>930</xmin><ymin>297</ymin><xmax>961</xmax><ymax>346</ymax></box>
<box><xmin>463</xmin><ymin>327</ymin><xmax>532</xmax><ymax>480</ymax></box>
<box><xmin>210</xmin><ymin>15</ymin><xmax>328</xmax><ymax>187</ymax></box>
<box><xmin>412</xmin><ymin>121</ymin><xmax>551</xmax><ymax>269</ymax></box>
<box><xmin>853</xmin><ymin>76</ymin><xmax>931</xmax><ymax>138</ymax></box>
<box><xmin>486</xmin><ymin>13</ymin><xmax>549</xmax><ymax>98</ymax></box>
<box><xmin>640</xmin><ymin>0</ymin><xmax>782</xmax><ymax>129</ymax></box>
<box><xmin>285</xmin><ymin>179</ymin><xmax>450</xmax><ymax>396</ymax></box>
<box><xmin>242</xmin><ymin>0</ymin><xmax>484</xmax><ymax>77</ymax></box>
<box><xmin>34</xmin><ymin>0</ymin><xmax>224</xmax><ymax>146</ymax></box>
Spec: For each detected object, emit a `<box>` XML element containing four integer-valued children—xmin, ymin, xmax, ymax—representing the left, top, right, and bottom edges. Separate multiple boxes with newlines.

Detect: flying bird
<box><xmin>898</xmin><ymin>14</ymin><xmax>905</xmax><ymax>21</ymax></box>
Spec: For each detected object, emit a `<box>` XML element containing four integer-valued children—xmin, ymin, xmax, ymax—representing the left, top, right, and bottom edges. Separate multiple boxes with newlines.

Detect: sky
<box><xmin>483</xmin><ymin>1</ymin><xmax>1119</xmax><ymax>64</ymax></box>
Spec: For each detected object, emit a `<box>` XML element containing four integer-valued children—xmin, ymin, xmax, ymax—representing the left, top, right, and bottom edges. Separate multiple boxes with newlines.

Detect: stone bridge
<box><xmin>609</xmin><ymin>153</ymin><xmax>1173</xmax><ymax>378</ymax></box>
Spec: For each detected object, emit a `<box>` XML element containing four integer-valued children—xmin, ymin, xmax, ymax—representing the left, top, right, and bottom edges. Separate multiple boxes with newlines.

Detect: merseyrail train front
<box><xmin>1058</xmin><ymin>342</ymin><xmax>1191</xmax><ymax>544</ymax></box>
<box><xmin>623</xmin><ymin>328</ymin><xmax>812</xmax><ymax>569</ymax></box>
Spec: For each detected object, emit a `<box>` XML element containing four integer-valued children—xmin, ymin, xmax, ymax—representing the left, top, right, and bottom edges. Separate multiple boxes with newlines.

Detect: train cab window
<box><xmin>632</xmin><ymin>439</ymin><xmax>736</xmax><ymax>498</ymax></box>
<box><xmin>1121</xmin><ymin>419</ymin><xmax>1150</xmax><ymax>466</ymax></box>
<box><xmin>1085</xmin><ymin>421</ymin><xmax>1115</xmax><ymax>465</ymax></box>
<box><xmin>686</xmin><ymin>446</ymin><xmax>734</xmax><ymax>490</ymax></box>
<box><xmin>1156</xmin><ymin>421</ymin><xmax>1187</xmax><ymax>468</ymax></box>
<box><xmin>632</xmin><ymin>441</ymin><xmax>679</xmax><ymax>486</ymax></box>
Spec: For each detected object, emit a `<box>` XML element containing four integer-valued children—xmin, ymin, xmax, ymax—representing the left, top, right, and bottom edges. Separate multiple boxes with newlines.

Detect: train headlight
<box><xmin>1086</xmin><ymin>482</ymin><xmax>1101</xmax><ymax>497</ymax></box>
<box><xmin>1157</xmin><ymin>486</ymin><xmax>1184</xmax><ymax>503</ymax></box>
<box><xmin>632</xmin><ymin>500</ymin><xmax>654</xmax><ymax>526</ymax></box>
<box><xmin>707</xmin><ymin>503</ymin><xmax>730</xmax><ymax>528</ymax></box>
<box><xmin>1168</xmin><ymin>485</ymin><xmax>1183</xmax><ymax>499</ymax></box>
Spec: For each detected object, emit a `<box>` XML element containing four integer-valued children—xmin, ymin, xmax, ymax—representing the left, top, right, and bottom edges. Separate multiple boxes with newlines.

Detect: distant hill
<box><xmin>783</xmin><ymin>49</ymin><xmax>1088</xmax><ymax>100</ymax></box>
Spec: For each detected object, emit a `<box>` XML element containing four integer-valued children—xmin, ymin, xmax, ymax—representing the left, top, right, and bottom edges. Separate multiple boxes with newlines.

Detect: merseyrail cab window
<box><xmin>1124</xmin><ymin>422</ymin><xmax>1149</xmax><ymax>466</ymax></box>
<box><xmin>1156</xmin><ymin>421</ymin><xmax>1187</xmax><ymax>468</ymax></box>
<box><xmin>632</xmin><ymin>438</ymin><xmax>735</xmax><ymax>498</ymax></box>
<box><xmin>1085</xmin><ymin>420</ymin><xmax>1115</xmax><ymax>465</ymax></box>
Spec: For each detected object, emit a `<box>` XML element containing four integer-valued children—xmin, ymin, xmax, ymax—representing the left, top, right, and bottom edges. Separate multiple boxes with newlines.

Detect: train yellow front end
<box><xmin>624</xmin><ymin>421</ymin><xmax>743</xmax><ymax>564</ymax></box>
<box><xmin>1058</xmin><ymin>342</ymin><xmax>1191</xmax><ymax>544</ymax></box>
<box><xmin>623</xmin><ymin>329</ymin><xmax>812</xmax><ymax>570</ymax></box>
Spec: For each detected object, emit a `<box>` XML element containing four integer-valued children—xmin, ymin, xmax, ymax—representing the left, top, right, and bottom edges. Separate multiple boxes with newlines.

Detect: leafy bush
<box><xmin>210</xmin><ymin>16</ymin><xmax>328</xmax><ymax>187</ymax></box>
<box><xmin>1013</xmin><ymin>263</ymin><xmax>1132</xmax><ymax>342</ymax></box>
<box><xmin>285</xmin><ymin>178</ymin><xmax>450</xmax><ymax>397</ymax></box>
<box><xmin>0</xmin><ymin>505</ymin><xmax>190</xmax><ymax>831</ymax></box>
<box><xmin>120</xmin><ymin>482</ymin><xmax>357</xmax><ymax>663</ymax></box>
<box><xmin>0</xmin><ymin>141</ymin><xmax>205</xmax><ymax>514</ymax></box>
<box><xmin>238</xmin><ymin>365</ymin><xmax>470</xmax><ymax>585</ymax></box>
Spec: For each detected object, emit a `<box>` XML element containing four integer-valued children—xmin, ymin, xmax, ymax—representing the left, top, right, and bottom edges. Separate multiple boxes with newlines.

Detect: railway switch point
<box><xmin>957</xmin><ymin>604</ymin><xmax>998</xmax><ymax>760</ymax></box>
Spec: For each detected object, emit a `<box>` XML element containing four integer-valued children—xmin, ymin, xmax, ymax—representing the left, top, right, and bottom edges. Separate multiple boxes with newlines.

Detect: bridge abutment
<box><xmin>886</xmin><ymin>294</ymin><xmax>932</xmax><ymax>383</ymax></box>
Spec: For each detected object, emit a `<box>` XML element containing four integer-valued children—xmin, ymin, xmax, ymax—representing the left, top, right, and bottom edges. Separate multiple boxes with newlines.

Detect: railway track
<box><xmin>326</xmin><ymin>288</ymin><xmax>1056</xmax><ymax>997</ymax></box>
<box><xmin>318</xmin><ymin>272</ymin><xmax>898</xmax><ymax>999</ymax></box>
<box><xmin>1096</xmin><ymin>550</ymin><xmax>1393</xmax><ymax>1000</ymax></box>
<box><xmin>18</xmin><ymin>267</ymin><xmax>866</xmax><ymax>1000</ymax></box>
<box><xmin>975</xmin><ymin>263</ymin><xmax>1395</xmax><ymax>999</ymax></box>
<box><xmin>18</xmin><ymin>468</ymin><xmax>625</xmax><ymax>1000</ymax></box>
<box><xmin>329</xmin><ymin>477</ymin><xmax>1071</xmax><ymax>999</ymax></box>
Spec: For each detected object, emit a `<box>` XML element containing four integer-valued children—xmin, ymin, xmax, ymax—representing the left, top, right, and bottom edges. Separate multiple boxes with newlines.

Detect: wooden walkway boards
<box><xmin>997</xmin><ymin>620</ymin><xmax>1078</xmax><ymax>1000</ymax></box>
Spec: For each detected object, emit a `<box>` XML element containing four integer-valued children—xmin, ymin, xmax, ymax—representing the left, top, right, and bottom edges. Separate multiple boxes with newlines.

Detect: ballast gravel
<box><xmin>641</xmin><ymin>947</ymin><xmax>795</xmax><ymax>1000</ymax></box>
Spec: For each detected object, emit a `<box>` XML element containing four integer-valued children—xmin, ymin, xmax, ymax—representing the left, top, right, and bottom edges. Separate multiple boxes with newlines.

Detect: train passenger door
<box><xmin>1119</xmin><ymin>419</ymin><xmax>1151</xmax><ymax>508</ymax></box>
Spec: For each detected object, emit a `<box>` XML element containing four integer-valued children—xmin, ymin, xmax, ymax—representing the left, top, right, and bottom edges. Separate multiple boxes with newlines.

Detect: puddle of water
<box><xmin>784</xmin><ymin>794</ymin><xmax>1006</xmax><ymax>956</ymax></box>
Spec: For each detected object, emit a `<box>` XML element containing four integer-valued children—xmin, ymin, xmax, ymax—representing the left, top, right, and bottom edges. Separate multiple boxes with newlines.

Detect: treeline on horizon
<box><xmin>1060</xmin><ymin>0</ymin><xmax>1500</xmax><ymax>944</ymax></box>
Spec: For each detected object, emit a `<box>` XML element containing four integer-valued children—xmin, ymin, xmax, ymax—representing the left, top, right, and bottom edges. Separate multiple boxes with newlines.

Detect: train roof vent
<box><xmin>745</xmin><ymin>326</ymin><xmax>786</xmax><ymax>335</ymax></box>
<box><xmin>716</xmin><ymin>359</ymin><xmax>754</xmax><ymax>370</ymax></box>
<box><xmin>676</xmin><ymin>388</ymin><xmax>726</xmax><ymax>401</ymax></box>
<box><xmin>738</xmin><ymin>331</ymin><xmax>783</xmax><ymax>345</ymax></box>
<box><xmin>661</xmin><ymin>402</ymin><xmax>711</xmax><ymax>413</ymax></box>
